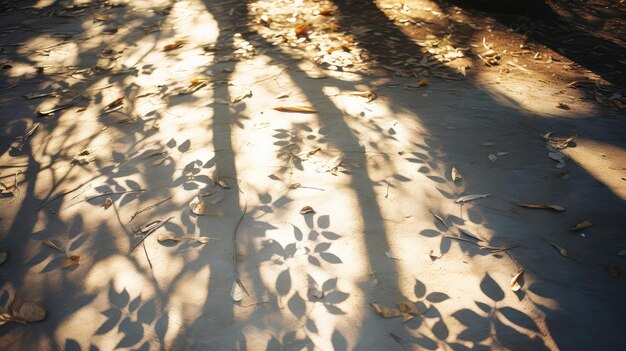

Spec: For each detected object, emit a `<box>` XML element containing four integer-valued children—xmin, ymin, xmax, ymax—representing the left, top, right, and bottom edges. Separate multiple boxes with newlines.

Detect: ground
<box><xmin>0</xmin><ymin>0</ymin><xmax>625</xmax><ymax>350</ymax></box>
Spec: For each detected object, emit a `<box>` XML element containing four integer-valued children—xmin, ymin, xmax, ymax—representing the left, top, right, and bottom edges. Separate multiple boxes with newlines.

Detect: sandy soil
<box><xmin>0</xmin><ymin>0</ymin><xmax>625</xmax><ymax>350</ymax></box>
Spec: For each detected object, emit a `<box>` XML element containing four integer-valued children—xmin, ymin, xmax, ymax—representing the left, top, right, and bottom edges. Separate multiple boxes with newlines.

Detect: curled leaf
<box><xmin>189</xmin><ymin>196</ymin><xmax>206</xmax><ymax>215</ymax></box>
<box><xmin>456</xmin><ymin>194</ymin><xmax>491</xmax><ymax>203</ymax></box>
<box><xmin>430</xmin><ymin>210</ymin><xmax>449</xmax><ymax>228</ymax></box>
<box><xmin>157</xmin><ymin>232</ymin><xmax>181</xmax><ymax>243</ymax></box>
<box><xmin>231</xmin><ymin>281</ymin><xmax>244</xmax><ymax>302</ymax></box>
<box><xmin>300</xmin><ymin>206</ymin><xmax>316</xmax><ymax>215</ymax></box>
<box><xmin>104</xmin><ymin>97</ymin><xmax>124</xmax><ymax>111</ymax></box>
<box><xmin>571</xmin><ymin>221</ymin><xmax>593</xmax><ymax>232</ymax></box>
<box><xmin>103</xmin><ymin>197</ymin><xmax>113</xmax><ymax>209</ymax></box>
<box><xmin>163</xmin><ymin>40</ymin><xmax>186</xmax><ymax>51</ymax></box>
<box><xmin>274</xmin><ymin>106</ymin><xmax>316</xmax><ymax>113</ymax></box>
<box><xmin>451</xmin><ymin>167</ymin><xmax>461</xmax><ymax>182</ymax></box>
<box><xmin>397</xmin><ymin>300</ymin><xmax>424</xmax><ymax>322</ymax></box>
<box><xmin>370</xmin><ymin>302</ymin><xmax>402</xmax><ymax>318</ymax></box>
<box><xmin>231</xmin><ymin>89</ymin><xmax>252</xmax><ymax>104</ymax></box>
<box><xmin>514</xmin><ymin>203</ymin><xmax>565</xmax><ymax>212</ymax></box>
<box><xmin>216</xmin><ymin>179</ymin><xmax>230</xmax><ymax>189</ymax></box>
<box><xmin>62</xmin><ymin>255</ymin><xmax>80</xmax><ymax>269</ymax></box>
<box><xmin>510</xmin><ymin>269</ymin><xmax>524</xmax><ymax>292</ymax></box>
<box><xmin>545</xmin><ymin>239</ymin><xmax>568</xmax><ymax>257</ymax></box>
<box><xmin>43</xmin><ymin>240</ymin><xmax>64</xmax><ymax>252</ymax></box>
<box><xmin>295</xmin><ymin>23</ymin><xmax>309</xmax><ymax>37</ymax></box>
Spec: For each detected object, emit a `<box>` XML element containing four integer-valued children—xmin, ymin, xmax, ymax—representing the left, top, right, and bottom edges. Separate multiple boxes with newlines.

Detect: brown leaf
<box><xmin>514</xmin><ymin>203</ymin><xmax>565</xmax><ymax>212</ymax></box>
<box><xmin>571</xmin><ymin>221</ymin><xmax>592</xmax><ymax>231</ymax></box>
<box><xmin>307</xmin><ymin>147</ymin><xmax>321</xmax><ymax>156</ymax></box>
<box><xmin>295</xmin><ymin>23</ymin><xmax>309</xmax><ymax>37</ymax></box>
<box><xmin>11</xmin><ymin>299</ymin><xmax>46</xmax><ymax>324</ymax></box>
<box><xmin>0</xmin><ymin>312</ymin><xmax>13</xmax><ymax>326</ymax></box>
<box><xmin>417</xmin><ymin>78</ymin><xmax>429</xmax><ymax>87</ymax></box>
<box><xmin>104</xmin><ymin>97</ymin><xmax>124</xmax><ymax>111</ymax></box>
<box><xmin>510</xmin><ymin>269</ymin><xmax>524</xmax><ymax>292</ymax></box>
<box><xmin>274</xmin><ymin>106</ymin><xmax>316</xmax><ymax>113</ymax></box>
<box><xmin>189</xmin><ymin>196</ymin><xmax>206</xmax><ymax>215</ymax></box>
<box><xmin>103</xmin><ymin>197</ymin><xmax>113</xmax><ymax>209</ymax></box>
<box><xmin>370</xmin><ymin>302</ymin><xmax>402</xmax><ymax>318</ymax></box>
<box><xmin>43</xmin><ymin>240</ymin><xmax>64</xmax><ymax>252</ymax></box>
<box><xmin>397</xmin><ymin>300</ymin><xmax>423</xmax><ymax>322</ymax></box>
<box><xmin>319</xmin><ymin>9</ymin><xmax>334</xmax><ymax>16</ymax></box>
<box><xmin>163</xmin><ymin>40</ymin><xmax>186</xmax><ymax>51</ymax></box>
<box><xmin>288</xmin><ymin>183</ymin><xmax>301</xmax><ymax>189</ymax></box>
<box><xmin>300</xmin><ymin>206</ymin><xmax>316</xmax><ymax>215</ymax></box>
<box><xmin>545</xmin><ymin>239</ymin><xmax>568</xmax><ymax>257</ymax></box>
<box><xmin>62</xmin><ymin>255</ymin><xmax>80</xmax><ymax>269</ymax></box>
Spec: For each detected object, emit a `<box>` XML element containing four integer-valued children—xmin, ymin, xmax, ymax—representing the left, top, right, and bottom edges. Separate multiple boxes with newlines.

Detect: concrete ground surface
<box><xmin>0</xmin><ymin>0</ymin><xmax>625</xmax><ymax>350</ymax></box>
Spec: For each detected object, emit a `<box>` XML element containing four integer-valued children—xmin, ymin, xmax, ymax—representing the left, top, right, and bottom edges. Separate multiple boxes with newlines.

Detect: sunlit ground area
<box><xmin>0</xmin><ymin>0</ymin><xmax>625</xmax><ymax>350</ymax></box>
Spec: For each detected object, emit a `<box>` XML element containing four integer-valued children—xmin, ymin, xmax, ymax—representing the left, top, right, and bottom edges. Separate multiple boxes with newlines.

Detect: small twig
<box><xmin>233</xmin><ymin>183</ymin><xmax>249</xmax><ymax>296</ymax></box>
<box><xmin>143</xmin><ymin>241</ymin><xmax>153</xmax><ymax>270</ymax></box>
<box><xmin>34</xmin><ymin>185</ymin><xmax>83</xmax><ymax>211</ymax></box>
<box><xmin>130</xmin><ymin>216</ymin><xmax>173</xmax><ymax>252</ymax></box>
<box><xmin>251</xmin><ymin>67</ymin><xmax>289</xmax><ymax>85</ymax></box>
<box><xmin>66</xmin><ymin>189</ymin><xmax>146</xmax><ymax>208</ymax></box>
<box><xmin>129</xmin><ymin>195</ymin><xmax>172</xmax><ymax>223</ymax></box>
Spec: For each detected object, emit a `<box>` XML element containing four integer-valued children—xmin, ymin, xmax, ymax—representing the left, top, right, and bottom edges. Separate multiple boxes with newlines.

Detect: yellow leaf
<box><xmin>274</xmin><ymin>106</ymin><xmax>316</xmax><ymax>113</ymax></box>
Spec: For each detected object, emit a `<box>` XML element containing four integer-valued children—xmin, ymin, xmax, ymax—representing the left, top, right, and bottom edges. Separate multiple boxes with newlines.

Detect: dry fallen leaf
<box><xmin>514</xmin><ymin>203</ymin><xmax>565</xmax><ymax>212</ymax></box>
<box><xmin>103</xmin><ymin>197</ymin><xmax>113</xmax><ymax>209</ymax></box>
<box><xmin>319</xmin><ymin>8</ymin><xmax>334</xmax><ymax>16</ymax></box>
<box><xmin>189</xmin><ymin>196</ymin><xmax>206</xmax><ymax>216</ymax></box>
<box><xmin>93</xmin><ymin>13</ymin><xmax>111</xmax><ymax>22</ymax></box>
<box><xmin>104</xmin><ymin>97</ymin><xmax>124</xmax><ymax>111</ymax></box>
<box><xmin>300</xmin><ymin>206</ymin><xmax>316</xmax><ymax>215</ymax></box>
<box><xmin>62</xmin><ymin>255</ymin><xmax>80</xmax><ymax>269</ymax></box>
<box><xmin>274</xmin><ymin>106</ymin><xmax>316</xmax><ymax>113</ymax></box>
<box><xmin>456</xmin><ymin>194</ymin><xmax>491</xmax><ymax>203</ymax></box>
<box><xmin>451</xmin><ymin>167</ymin><xmax>461</xmax><ymax>182</ymax></box>
<box><xmin>216</xmin><ymin>179</ymin><xmax>230</xmax><ymax>189</ymax></box>
<box><xmin>571</xmin><ymin>221</ymin><xmax>593</xmax><ymax>232</ymax></box>
<box><xmin>545</xmin><ymin>240</ymin><xmax>568</xmax><ymax>257</ymax></box>
<box><xmin>43</xmin><ymin>240</ymin><xmax>64</xmax><ymax>252</ymax></box>
<box><xmin>370</xmin><ymin>302</ymin><xmax>402</xmax><ymax>318</ymax></box>
<box><xmin>397</xmin><ymin>300</ymin><xmax>423</xmax><ymax>322</ymax></box>
<box><xmin>510</xmin><ymin>269</ymin><xmax>524</xmax><ymax>292</ymax></box>
<box><xmin>232</xmin><ymin>89</ymin><xmax>252</xmax><ymax>104</ymax></box>
<box><xmin>488</xmin><ymin>154</ymin><xmax>498</xmax><ymax>161</ymax></box>
<box><xmin>288</xmin><ymin>183</ymin><xmax>301</xmax><ymax>189</ymax></box>
<box><xmin>157</xmin><ymin>232</ymin><xmax>181</xmax><ymax>243</ymax></box>
<box><xmin>481</xmin><ymin>141</ymin><xmax>495</xmax><ymax>147</ymax></box>
<box><xmin>72</xmin><ymin>149</ymin><xmax>95</xmax><ymax>165</ymax></box>
<box><xmin>295</xmin><ymin>23</ymin><xmax>309</xmax><ymax>37</ymax></box>
<box><xmin>0</xmin><ymin>249</ymin><xmax>7</xmax><ymax>266</ymax></box>
<box><xmin>163</xmin><ymin>40</ymin><xmax>186</xmax><ymax>51</ymax></box>
<box><xmin>275</xmin><ymin>91</ymin><xmax>290</xmax><ymax>99</ymax></box>
<box><xmin>231</xmin><ymin>281</ymin><xmax>244</xmax><ymax>302</ymax></box>
<box><xmin>11</xmin><ymin>299</ymin><xmax>46</xmax><ymax>324</ymax></box>
<box><xmin>417</xmin><ymin>78</ymin><xmax>429</xmax><ymax>87</ymax></box>
<box><xmin>307</xmin><ymin>147</ymin><xmax>322</xmax><ymax>156</ymax></box>
<box><xmin>0</xmin><ymin>312</ymin><xmax>12</xmax><ymax>326</ymax></box>
<box><xmin>195</xmin><ymin>237</ymin><xmax>211</xmax><ymax>244</ymax></box>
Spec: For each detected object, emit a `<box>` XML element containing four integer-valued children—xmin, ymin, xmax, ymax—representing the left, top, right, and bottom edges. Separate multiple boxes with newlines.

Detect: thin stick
<box><xmin>129</xmin><ymin>195</ymin><xmax>172</xmax><ymax>223</ymax></box>
<box><xmin>66</xmin><ymin>189</ymin><xmax>146</xmax><ymax>208</ymax></box>
<box><xmin>130</xmin><ymin>216</ymin><xmax>173</xmax><ymax>252</ymax></box>
<box><xmin>34</xmin><ymin>185</ymin><xmax>83</xmax><ymax>211</ymax></box>
<box><xmin>143</xmin><ymin>241</ymin><xmax>153</xmax><ymax>270</ymax></box>
<box><xmin>233</xmin><ymin>183</ymin><xmax>249</xmax><ymax>296</ymax></box>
